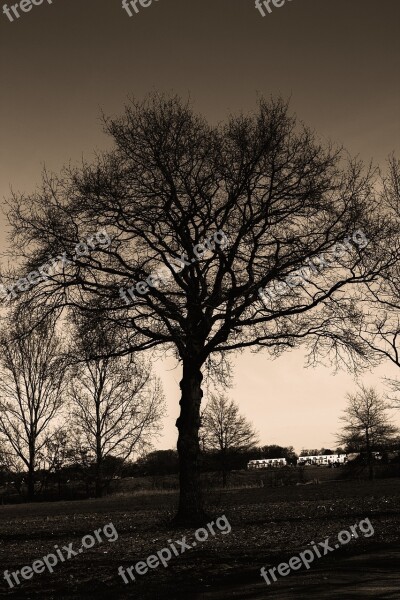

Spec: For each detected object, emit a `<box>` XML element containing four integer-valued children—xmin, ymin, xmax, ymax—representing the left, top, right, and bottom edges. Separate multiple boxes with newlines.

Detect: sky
<box><xmin>1</xmin><ymin>0</ymin><xmax>399</xmax><ymax>453</ymax></box>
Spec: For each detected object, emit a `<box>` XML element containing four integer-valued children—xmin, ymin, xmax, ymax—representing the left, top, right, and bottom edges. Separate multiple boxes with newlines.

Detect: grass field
<box><xmin>0</xmin><ymin>471</ymin><xmax>399</xmax><ymax>599</ymax></box>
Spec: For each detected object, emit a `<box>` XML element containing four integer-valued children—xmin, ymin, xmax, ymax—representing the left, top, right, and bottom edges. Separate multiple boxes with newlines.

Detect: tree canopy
<box><xmin>5</xmin><ymin>94</ymin><xmax>399</xmax><ymax>522</ymax></box>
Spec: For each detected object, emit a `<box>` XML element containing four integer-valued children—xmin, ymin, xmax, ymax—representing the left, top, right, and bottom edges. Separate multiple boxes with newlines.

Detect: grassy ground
<box><xmin>0</xmin><ymin>472</ymin><xmax>399</xmax><ymax>599</ymax></box>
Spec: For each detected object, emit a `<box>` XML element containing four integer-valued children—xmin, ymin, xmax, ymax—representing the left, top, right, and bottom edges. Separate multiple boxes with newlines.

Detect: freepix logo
<box><xmin>255</xmin><ymin>0</ymin><xmax>294</xmax><ymax>18</ymax></box>
<box><xmin>260</xmin><ymin>518</ymin><xmax>374</xmax><ymax>586</ymax></box>
<box><xmin>258</xmin><ymin>230</ymin><xmax>369</xmax><ymax>308</ymax></box>
<box><xmin>122</xmin><ymin>0</ymin><xmax>159</xmax><ymax>17</ymax></box>
<box><xmin>2</xmin><ymin>0</ymin><xmax>54</xmax><ymax>22</ymax></box>
<box><xmin>118</xmin><ymin>515</ymin><xmax>231</xmax><ymax>584</ymax></box>
<box><xmin>3</xmin><ymin>523</ymin><xmax>118</xmax><ymax>588</ymax></box>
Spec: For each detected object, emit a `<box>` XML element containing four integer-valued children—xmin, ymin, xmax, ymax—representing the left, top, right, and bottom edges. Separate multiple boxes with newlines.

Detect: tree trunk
<box><xmin>95</xmin><ymin>409</ymin><xmax>103</xmax><ymax>498</ymax></box>
<box><xmin>27</xmin><ymin>440</ymin><xmax>35</xmax><ymax>502</ymax></box>
<box><xmin>221</xmin><ymin>450</ymin><xmax>227</xmax><ymax>488</ymax></box>
<box><xmin>174</xmin><ymin>359</ymin><xmax>208</xmax><ymax>526</ymax></box>
<box><xmin>95</xmin><ymin>450</ymin><xmax>103</xmax><ymax>498</ymax></box>
<box><xmin>222</xmin><ymin>467</ymin><xmax>227</xmax><ymax>488</ymax></box>
<box><xmin>366</xmin><ymin>429</ymin><xmax>374</xmax><ymax>480</ymax></box>
<box><xmin>27</xmin><ymin>464</ymin><xmax>35</xmax><ymax>502</ymax></box>
<box><xmin>95</xmin><ymin>470</ymin><xmax>103</xmax><ymax>498</ymax></box>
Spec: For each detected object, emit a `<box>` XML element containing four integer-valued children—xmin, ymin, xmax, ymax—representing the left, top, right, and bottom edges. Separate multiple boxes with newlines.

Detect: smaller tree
<box><xmin>201</xmin><ymin>395</ymin><xmax>258</xmax><ymax>486</ymax></box>
<box><xmin>258</xmin><ymin>445</ymin><xmax>298</xmax><ymax>464</ymax></box>
<box><xmin>0</xmin><ymin>314</ymin><xmax>67</xmax><ymax>501</ymax></box>
<box><xmin>136</xmin><ymin>450</ymin><xmax>179</xmax><ymax>476</ymax></box>
<box><xmin>40</xmin><ymin>428</ymin><xmax>74</xmax><ymax>498</ymax></box>
<box><xmin>337</xmin><ymin>385</ymin><xmax>398</xmax><ymax>479</ymax></box>
<box><xmin>69</xmin><ymin>347</ymin><xmax>166</xmax><ymax>497</ymax></box>
<box><xmin>300</xmin><ymin>449</ymin><xmax>321</xmax><ymax>457</ymax></box>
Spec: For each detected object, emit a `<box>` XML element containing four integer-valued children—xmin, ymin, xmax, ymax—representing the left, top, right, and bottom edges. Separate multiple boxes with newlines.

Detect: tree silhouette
<box><xmin>0</xmin><ymin>313</ymin><xmax>67</xmax><ymax>500</ymax></box>
<box><xmin>201</xmin><ymin>394</ymin><xmax>258</xmax><ymax>486</ymax></box>
<box><xmin>68</xmin><ymin>325</ymin><xmax>165</xmax><ymax>497</ymax></box>
<box><xmin>7</xmin><ymin>94</ymin><xmax>398</xmax><ymax>523</ymax></box>
<box><xmin>337</xmin><ymin>385</ymin><xmax>398</xmax><ymax>479</ymax></box>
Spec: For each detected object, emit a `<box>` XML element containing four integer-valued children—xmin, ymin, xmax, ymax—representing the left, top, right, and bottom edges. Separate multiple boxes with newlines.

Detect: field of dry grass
<box><xmin>0</xmin><ymin>473</ymin><xmax>399</xmax><ymax>599</ymax></box>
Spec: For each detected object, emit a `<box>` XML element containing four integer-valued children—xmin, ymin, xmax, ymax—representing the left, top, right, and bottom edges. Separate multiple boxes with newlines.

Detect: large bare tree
<box><xmin>6</xmin><ymin>94</ymin><xmax>398</xmax><ymax>522</ymax></box>
<box><xmin>0</xmin><ymin>314</ymin><xmax>67</xmax><ymax>500</ymax></box>
<box><xmin>201</xmin><ymin>394</ymin><xmax>258</xmax><ymax>486</ymax></box>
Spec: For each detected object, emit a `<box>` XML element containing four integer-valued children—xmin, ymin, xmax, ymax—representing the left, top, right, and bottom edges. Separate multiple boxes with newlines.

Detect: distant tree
<box><xmin>68</xmin><ymin>327</ymin><xmax>166</xmax><ymax>497</ymax></box>
<box><xmin>300</xmin><ymin>449</ymin><xmax>321</xmax><ymax>457</ymax></box>
<box><xmin>337</xmin><ymin>385</ymin><xmax>398</xmax><ymax>479</ymax></box>
<box><xmin>258</xmin><ymin>445</ymin><xmax>298</xmax><ymax>464</ymax></box>
<box><xmin>201</xmin><ymin>395</ymin><xmax>258</xmax><ymax>486</ymax></box>
<box><xmin>0</xmin><ymin>442</ymin><xmax>12</xmax><ymax>485</ymax></box>
<box><xmin>0</xmin><ymin>313</ymin><xmax>67</xmax><ymax>501</ymax></box>
<box><xmin>136</xmin><ymin>450</ymin><xmax>179</xmax><ymax>476</ymax></box>
<box><xmin>40</xmin><ymin>428</ymin><xmax>74</xmax><ymax>497</ymax></box>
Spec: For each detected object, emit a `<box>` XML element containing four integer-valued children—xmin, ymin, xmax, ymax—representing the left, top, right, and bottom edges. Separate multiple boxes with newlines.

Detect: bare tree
<box><xmin>202</xmin><ymin>395</ymin><xmax>258</xmax><ymax>486</ymax></box>
<box><xmin>258</xmin><ymin>445</ymin><xmax>298</xmax><ymax>463</ymax></box>
<box><xmin>300</xmin><ymin>449</ymin><xmax>322</xmax><ymax>457</ymax></box>
<box><xmin>7</xmin><ymin>95</ymin><xmax>398</xmax><ymax>522</ymax></box>
<box><xmin>68</xmin><ymin>330</ymin><xmax>165</xmax><ymax>497</ymax></box>
<box><xmin>337</xmin><ymin>385</ymin><xmax>398</xmax><ymax>479</ymax></box>
<box><xmin>0</xmin><ymin>314</ymin><xmax>67</xmax><ymax>500</ymax></box>
<box><xmin>40</xmin><ymin>427</ymin><xmax>73</xmax><ymax>497</ymax></box>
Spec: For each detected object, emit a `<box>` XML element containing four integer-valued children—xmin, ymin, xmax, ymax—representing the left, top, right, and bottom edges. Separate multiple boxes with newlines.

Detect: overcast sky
<box><xmin>1</xmin><ymin>0</ymin><xmax>399</xmax><ymax>452</ymax></box>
